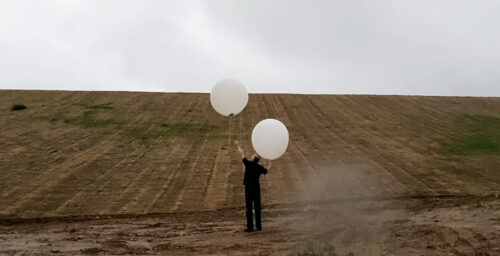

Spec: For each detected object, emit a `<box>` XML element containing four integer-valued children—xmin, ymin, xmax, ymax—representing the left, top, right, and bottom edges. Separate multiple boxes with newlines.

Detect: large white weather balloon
<box><xmin>251</xmin><ymin>119</ymin><xmax>289</xmax><ymax>160</ymax></box>
<box><xmin>210</xmin><ymin>79</ymin><xmax>248</xmax><ymax>116</ymax></box>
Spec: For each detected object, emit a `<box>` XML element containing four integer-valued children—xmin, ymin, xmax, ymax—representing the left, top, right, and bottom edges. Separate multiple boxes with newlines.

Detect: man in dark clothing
<box><xmin>235</xmin><ymin>140</ymin><xmax>270</xmax><ymax>232</ymax></box>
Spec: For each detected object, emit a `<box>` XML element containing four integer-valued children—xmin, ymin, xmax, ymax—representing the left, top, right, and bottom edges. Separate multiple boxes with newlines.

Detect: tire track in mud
<box><xmin>4</xmin><ymin>137</ymin><xmax>120</xmax><ymax>217</ymax></box>
<box><xmin>170</xmin><ymin>100</ymin><xmax>225</xmax><ymax>212</ymax></box>
<box><xmin>385</xmin><ymin>96</ymin><xmax>483</xmax><ymax>154</ymax></box>
<box><xmin>0</xmin><ymin>92</ymin><xmax>82</xmax><ymax>175</ymax></box>
<box><xmin>146</xmin><ymin>139</ymin><xmax>204</xmax><ymax>212</ymax></box>
<box><xmin>302</xmin><ymin>95</ymin><xmax>409</xmax><ymax>196</ymax></box>
<box><xmin>318</xmin><ymin>95</ymin><xmax>435</xmax><ymax>196</ymax></box>
<box><xmin>391</xmin><ymin>96</ymin><xmax>499</xmax><ymax>193</ymax></box>
<box><xmin>260</xmin><ymin>95</ymin><xmax>296</xmax><ymax>203</ymax></box>
<box><xmin>169</xmin><ymin>133</ymin><xmax>217</xmax><ymax>211</ymax></box>
<box><xmin>359</xmin><ymin>96</ymin><xmax>443</xmax><ymax>154</ymax></box>
<box><xmin>0</xmin><ymin>146</ymin><xmax>80</xmax><ymax>198</ymax></box>
<box><xmin>121</xmin><ymin>95</ymin><xmax>211</xmax><ymax>213</ymax></box>
<box><xmin>339</xmin><ymin>95</ymin><xmax>477</xmax><ymax>195</ymax></box>
<box><xmin>2</xmin><ymin>94</ymin><xmax>160</xmax><ymax>217</ymax></box>
<box><xmin>87</xmin><ymin>94</ymin><xmax>192</xmax><ymax>215</ymax></box>
<box><xmin>203</xmin><ymin>128</ymin><xmax>239</xmax><ymax>210</ymax></box>
<box><xmin>124</xmin><ymin>139</ymin><xmax>184</xmax><ymax>214</ymax></box>
<box><xmin>280</xmin><ymin>95</ymin><xmax>334</xmax><ymax>183</ymax></box>
<box><xmin>368</xmin><ymin>96</ymin><xmax>451</xmax><ymax>137</ymax></box>
<box><xmin>145</xmin><ymin>140</ymin><xmax>197</xmax><ymax>213</ymax></box>
<box><xmin>367</xmin><ymin>96</ymin><xmax>461</xmax><ymax>163</ymax></box>
<box><xmin>272</xmin><ymin>95</ymin><xmax>337</xmax><ymax>201</ymax></box>
<box><xmin>0</xmin><ymin>132</ymin><xmax>96</xmax><ymax>194</ymax></box>
<box><xmin>343</xmin><ymin>96</ymin><xmax>499</xmax><ymax>195</ymax></box>
<box><xmin>127</xmin><ymin>94</ymin><xmax>208</xmax><ymax>214</ymax></box>
<box><xmin>300</xmin><ymin>95</ymin><xmax>392</xmax><ymax>198</ymax></box>
<box><xmin>0</xmin><ymin>91</ymin><xmax>118</xmax><ymax>192</ymax></box>
<box><xmin>140</xmin><ymin>95</ymin><xmax>212</xmax><ymax>213</ymax></box>
<box><xmin>170</xmin><ymin>136</ymin><xmax>219</xmax><ymax>211</ymax></box>
<box><xmin>40</xmin><ymin>94</ymin><xmax>153</xmax><ymax>213</ymax></box>
<box><xmin>97</xmin><ymin>103</ymin><xmax>188</xmax><ymax>213</ymax></box>
<box><xmin>52</xmin><ymin>139</ymin><xmax>144</xmax><ymax>215</ymax></box>
<box><xmin>49</xmin><ymin>94</ymin><xmax>160</xmax><ymax>215</ymax></box>
<box><xmin>202</xmin><ymin>103</ymin><xmax>250</xmax><ymax>210</ymax></box>
<box><xmin>265</xmin><ymin>95</ymin><xmax>301</xmax><ymax>201</ymax></box>
<box><xmin>273</xmin><ymin>95</ymin><xmax>312</xmax><ymax>193</ymax></box>
<box><xmin>458</xmin><ymin>228</ymin><xmax>496</xmax><ymax>252</ymax></box>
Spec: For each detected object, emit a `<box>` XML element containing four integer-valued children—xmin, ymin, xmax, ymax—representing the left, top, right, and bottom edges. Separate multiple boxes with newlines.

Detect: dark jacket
<box><xmin>242</xmin><ymin>157</ymin><xmax>268</xmax><ymax>186</ymax></box>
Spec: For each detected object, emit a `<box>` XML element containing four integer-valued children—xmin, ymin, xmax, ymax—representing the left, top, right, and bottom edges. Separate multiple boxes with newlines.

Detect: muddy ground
<box><xmin>1</xmin><ymin>196</ymin><xmax>499</xmax><ymax>255</ymax></box>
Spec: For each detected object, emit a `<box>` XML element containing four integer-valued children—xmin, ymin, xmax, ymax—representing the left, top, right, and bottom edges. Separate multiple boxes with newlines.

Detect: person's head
<box><xmin>251</xmin><ymin>154</ymin><xmax>260</xmax><ymax>163</ymax></box>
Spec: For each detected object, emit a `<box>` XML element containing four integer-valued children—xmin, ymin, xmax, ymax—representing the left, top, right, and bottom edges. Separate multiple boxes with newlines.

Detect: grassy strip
<box><xmin>83</xmin><ymin>102</ymin><xmax>114</xmax><ymax>110</ymax></box>
<box><xmin>49</xmin><ymin>102</ymin><xmax>218</xmax><ymax>144</ymax></box>
<box><xmin>442</xmin><ymin>115</ymin><xmax>500</xmax><ymax>156</ymax></box>
<box><xmin>62</xmin><ymin>110</ymin><xmax>119</xmax><ymax>128</ymax></box>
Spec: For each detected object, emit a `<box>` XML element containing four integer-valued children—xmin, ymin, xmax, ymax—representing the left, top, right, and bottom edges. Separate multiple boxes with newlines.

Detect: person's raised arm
<box><xmin>235</xmin><ymin>140</ymin><xmax>245</xmax><ymax>158</ymax></box>
<box><xmin>261</xmin><ymin>160</ymin><xmax>270</xmax><ymax>175</ymax></box>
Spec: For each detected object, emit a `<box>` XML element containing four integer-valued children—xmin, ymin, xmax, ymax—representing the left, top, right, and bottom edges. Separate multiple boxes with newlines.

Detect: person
<box><xmin>235</xmin><ymin>140</ymin><xmax>270</xmax><ymax>232</ymax></box>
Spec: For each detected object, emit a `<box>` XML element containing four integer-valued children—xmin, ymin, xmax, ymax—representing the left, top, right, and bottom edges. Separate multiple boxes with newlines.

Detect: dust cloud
<box><xmin>288</xmin><ymin>161</ymin><xmax>401</xmax><ymax>255</ymax></box>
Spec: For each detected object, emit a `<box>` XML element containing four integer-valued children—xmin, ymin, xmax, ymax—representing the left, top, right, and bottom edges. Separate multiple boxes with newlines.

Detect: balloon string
<box><xmin>228</xmin><ymin>115</ymin><xmax>233</xmax><ymax>153</ymax></box>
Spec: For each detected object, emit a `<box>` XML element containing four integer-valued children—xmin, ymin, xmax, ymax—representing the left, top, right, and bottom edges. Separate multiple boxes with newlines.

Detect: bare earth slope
<box><xmin>0</xmin><ymin>91</ymin><xmax>499</xmax><ymax>255</ymax></box>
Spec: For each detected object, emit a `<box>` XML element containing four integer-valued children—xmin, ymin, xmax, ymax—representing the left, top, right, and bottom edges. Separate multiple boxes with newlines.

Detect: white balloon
<box><xmin>251</xmin><ymin>119</ymin><xmax>289</xmax><ymax>160</ymax></box>
<box><xmin>210</xmin><ymin>79</ymin><xmax>248</xmax><ymax>116</ymax></box>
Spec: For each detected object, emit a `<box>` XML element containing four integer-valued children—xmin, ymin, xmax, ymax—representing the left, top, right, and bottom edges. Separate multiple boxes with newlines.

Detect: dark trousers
<box><xmin>245</xmin><ymin>185</ymin><xmax>262</xmax><ymax>230</ymax></box>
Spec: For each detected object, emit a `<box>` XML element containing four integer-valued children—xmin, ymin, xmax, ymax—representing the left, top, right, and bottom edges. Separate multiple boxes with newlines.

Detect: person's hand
<box><xmin>234</xmin><ymin>140</ymin><xmax>239</xmax><ymax>145</ymax></box>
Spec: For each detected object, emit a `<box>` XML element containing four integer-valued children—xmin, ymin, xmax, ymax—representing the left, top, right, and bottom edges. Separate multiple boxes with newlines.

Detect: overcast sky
<box><xmin>0</xmin><ymin>1</ymin><xmax>499</xmax><ymax>96</ymax></box>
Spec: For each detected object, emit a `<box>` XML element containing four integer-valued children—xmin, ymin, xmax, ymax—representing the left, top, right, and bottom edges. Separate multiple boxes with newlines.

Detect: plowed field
<box><xmin>0</xmin><ymin>91</ymin><xmax>499</xmax><ymax>255</ymax></box>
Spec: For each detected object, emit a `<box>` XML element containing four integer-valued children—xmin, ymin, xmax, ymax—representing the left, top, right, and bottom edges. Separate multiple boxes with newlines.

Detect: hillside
<box><xmin>1</xmin><ymin>90</ymin><xmax>499</xmax><ymax>219</ymax></box>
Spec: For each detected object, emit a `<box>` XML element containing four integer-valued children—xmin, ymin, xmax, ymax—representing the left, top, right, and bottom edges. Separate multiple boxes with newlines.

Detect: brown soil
<box><xmin>0</xmin><ymin>91</ymin><xmax>499</xmax><ymax>255</ymax></box>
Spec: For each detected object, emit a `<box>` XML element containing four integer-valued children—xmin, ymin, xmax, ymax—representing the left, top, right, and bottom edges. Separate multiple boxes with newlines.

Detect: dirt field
<box><xmin>0</xmin><ymin>90</ymin><xmax>499</xmax><ymax>255</ymax></box>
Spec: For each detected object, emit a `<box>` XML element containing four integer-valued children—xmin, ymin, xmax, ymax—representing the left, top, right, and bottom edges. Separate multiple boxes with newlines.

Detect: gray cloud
<box><xmin>0</xmin><ymin>0</ymin><xmax>499</xmax><ymax>96</ymax></box>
